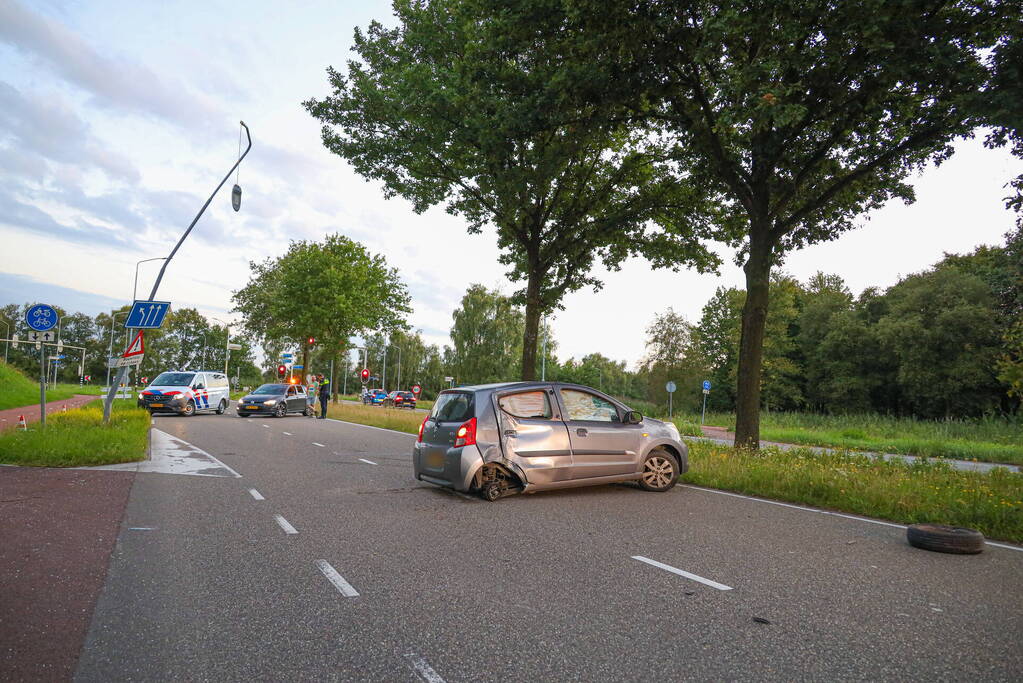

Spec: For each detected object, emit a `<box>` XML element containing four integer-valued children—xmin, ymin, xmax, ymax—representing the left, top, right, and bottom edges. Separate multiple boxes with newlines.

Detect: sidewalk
<box><xmin>691</xmin><ymin>425</ymin><xmax>1020</xmax><ymax>474</ymax></box>
<box><xmin>0</xmin><ymin>394</ymin><xmax>100</xmax><ymax>431</ymax></box>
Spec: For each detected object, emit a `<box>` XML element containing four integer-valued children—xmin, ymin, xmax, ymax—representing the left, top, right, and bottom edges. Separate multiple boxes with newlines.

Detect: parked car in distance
<box><xmin>236</xmin><ymin>383</ymin><xmax>313</xmax><ymax>417</ymax></box>
<box><xmin>363</xmin><ymin>389</ymin><xmax>388</xmax><ymax>406</ymax></box>
<box><xmin>413</xmin><ymin>382</ymin><xmax>688</xmax><ymax>501</ymax></box>
<box><xmin>384</xmin><ymin>390</ymin><xmax>417</xmax><ymax>409</ymax></box>
<box><xmin>140</xmin><ymin>370</ymin><xmax>231</xmax><ymax>416</ymax></box>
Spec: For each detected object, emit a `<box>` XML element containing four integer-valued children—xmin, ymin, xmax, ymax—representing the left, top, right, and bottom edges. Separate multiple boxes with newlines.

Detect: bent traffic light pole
<box><xmin>104</xmin><ymin>122</ymin><xmax>252</xmax><ymax>423</ymax></box>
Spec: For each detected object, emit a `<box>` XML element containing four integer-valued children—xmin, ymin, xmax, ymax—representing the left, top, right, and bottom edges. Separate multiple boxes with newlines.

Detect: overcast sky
<box><xmin>1</xmin><ymin>0</ymin><xmax>1020</xmax><ymax>369</ymax></box>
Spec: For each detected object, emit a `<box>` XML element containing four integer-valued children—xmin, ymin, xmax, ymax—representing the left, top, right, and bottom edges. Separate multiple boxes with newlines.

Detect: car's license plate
<box><xmin>426</xmin><ymin>452</ymin><xmax>444</xmax><ymax>468</ymax></box>
<box><xmin>150</xmin><ymin>403</ymin><xmax>164</xmax><ymax>407</ymax></box>
<box><xmin>246</xmin><ymin>406</ymin><xmax>259</xmax><ymax>410</ymax></box>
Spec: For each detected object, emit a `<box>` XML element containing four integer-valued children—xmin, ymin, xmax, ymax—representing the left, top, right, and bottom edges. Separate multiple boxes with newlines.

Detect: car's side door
<box><xmin>494</xmin><ymin>387</ymin><xmax>573</xmax><ymax>484</ymax></box>
<box><xmin>285</xmin><ymin>385</ymin><xmax>300</xmax><ymax>412</ymax></box>
<box><xmin>556</xmin><ymin>388</ymin><xmax>642</xmax><ymax>479</ymax></box>
<box><xmin>191</xmin><ymin>373</ymin><xmax>210</xmax><ymax>411</ymax></box>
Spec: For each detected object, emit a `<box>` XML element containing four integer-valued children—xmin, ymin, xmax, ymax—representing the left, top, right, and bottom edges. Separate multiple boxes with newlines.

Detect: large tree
<box><xmin>447</xmin><ymin>284</ymin><xmax>524</xmax><ymax>385</ymax></box>
<box><xmin>232</xmin><ymin>235</ymin><xmax>410</xmax><ymax>384</ymax></box>
<box><xmin>570</xmin><ymin>0</ymin><xmax>1010</xmax><ymax>447</ymax></box>
<box><xmin>304</xmin><ymin>0</ymin><xmax>716</xmax><ymax>380</ymax></box>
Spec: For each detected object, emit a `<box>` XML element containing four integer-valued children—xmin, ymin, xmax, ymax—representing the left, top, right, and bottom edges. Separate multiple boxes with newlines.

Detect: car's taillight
<box><xmin>417</xmin><ymin>415</ymin><xmax>429</xmax><ymax>442</ymax></box>
<box><xmin>454</xmin><ymin>417</ymin><xmax>477</xmax><ymax>447</ymax></box>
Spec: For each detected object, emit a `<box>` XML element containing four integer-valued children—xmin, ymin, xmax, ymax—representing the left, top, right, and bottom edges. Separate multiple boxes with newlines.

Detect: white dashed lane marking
<box><xmin>358</xmin><ymin>458</ymin><xmax>378</xmax><ymax>465</ymax></box>
<box><xmin>248</xmin><ymin>489</ymin><xmax>265</xmax><ymax>500</ymax></box>
<box><xmin>312</xmin><ymin>442</ymin><xmax>325</xmax><ymax>448</ymax></box>
<box><xmin>315</xmin><ymin>560</ymin><xmax>359</xmax><ymax>598</ymax></box>
<box><xmin>632</xmin><ymin>556</ymin><xmax>733</xmax><ymax>591</ymax></box>
<box><xmin>282</xmin><ymin>431</ymin><xmax>292</xmax><ymax>436</ymax></box>
<box><xmin>274</xmin><ymin>515</ymin><xmax>298</xmax><ymax>535</ymax></box>
<box><xmin>405</xmin><ymin>652</ymin><xmax>445</xmax><ymax>682</ymax></box>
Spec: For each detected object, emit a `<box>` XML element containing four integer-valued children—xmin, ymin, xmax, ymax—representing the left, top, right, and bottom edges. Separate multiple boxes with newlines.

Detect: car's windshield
<box><xmin>252</xmin><ymin>384</ymin><xmax>287</xmax><ymax>395</ymax></box>
<box><xmin>430</xmin><ymin>391</ymin><xmax>473</xmax><ymax>421</ymax></box>
<box><xmin>151</xmin><ymin>372</ymin><xmax>194</xmax><ymax>386</ymax></box>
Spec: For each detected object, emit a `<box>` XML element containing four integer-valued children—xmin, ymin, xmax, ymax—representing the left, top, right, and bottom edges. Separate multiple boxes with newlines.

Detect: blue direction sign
<box><xmin>702</xmin><ymin>380</ymin><xmax>712</xmax><ymax>391</ymax></box>
<box><xmin>293</xmin><ymin>364</ymin><xmax>304</xmax><ymax>370</ymax></box>
<box><xmin>124</xmin><ymin>300</ymin><xmax>171</xmax><ymax>329</ymax></box>
<box><xmin>26</xmin><ymin>304</ymin><xmax>58</xmax><ymax>331</ymax></box>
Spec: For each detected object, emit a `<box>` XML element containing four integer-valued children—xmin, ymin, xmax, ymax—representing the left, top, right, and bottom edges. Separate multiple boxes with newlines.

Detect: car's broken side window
<box><xmin>560</xmin><ymin>389</ymin><xmax>619</xmax><ymax>422</ymax></box>
<box><xmin>499</xmin><ymin>391</ymin><xmax>552</xmax><ymax>419</ymax></box>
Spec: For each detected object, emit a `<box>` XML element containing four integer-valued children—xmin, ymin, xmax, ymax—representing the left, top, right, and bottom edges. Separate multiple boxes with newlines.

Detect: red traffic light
<box><xmin>307</xmin><ymin>337</ymin><xmax>316</xmax><ymax>345</ymax></box>
<box><xmin>277</xmin><ymin>364</ymin><xmax>287</xmax><ymax>376</ymax></box>
<box><xmin>360</xmin><ymin>368</ymin><xmax>370</xmax><ymax>382</ymax></box>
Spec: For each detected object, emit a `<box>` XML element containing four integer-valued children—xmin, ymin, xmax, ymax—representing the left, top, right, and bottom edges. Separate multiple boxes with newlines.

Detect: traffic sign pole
<box><xmin>26</xmin><ymin>304</ymin><xmax>59</xmax><ymax>428</ymax></box>
<box><xmin>701</xmin><ymin>380</ymin><xmax>711</xmax><ymax>426</ymax></box>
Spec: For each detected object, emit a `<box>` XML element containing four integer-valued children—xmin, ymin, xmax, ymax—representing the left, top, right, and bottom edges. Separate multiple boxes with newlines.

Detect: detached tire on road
<box><xmin>907</xmin><ymin>523</ymin><xmax>985</xmax><ymax>555</ymax></box>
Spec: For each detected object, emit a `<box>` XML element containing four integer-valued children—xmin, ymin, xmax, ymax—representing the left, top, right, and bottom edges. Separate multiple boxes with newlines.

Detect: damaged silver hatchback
<box><xmin>413</xmin><ymin>382</ymin><xmax>688</xmax><ymax>501</ymax></box>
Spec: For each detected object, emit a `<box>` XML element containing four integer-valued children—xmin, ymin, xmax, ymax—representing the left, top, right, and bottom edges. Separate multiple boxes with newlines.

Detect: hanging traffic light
<box><xmin>360</xmin><ymin>368</ymin><xmax>370</xmax><ymax>383</ymax></box>
<box><xmin>277</xmin><ymin>364</ymin><xmax>287</xmax><ymax>378</ymax></box>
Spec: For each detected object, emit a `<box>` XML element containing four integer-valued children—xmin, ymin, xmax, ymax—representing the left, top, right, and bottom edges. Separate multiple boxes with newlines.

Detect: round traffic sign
<box><xmin>26</xmin><ymin>304</ymin><xmax>58</xmax><ymax>332</ymax></box>
<box><xmin>665</xmin><ymin>381</ymin><xmax>676</xmax><ymax>393</ymax></box>
<box><xmin>702</xmin><ymin>380</ymin><xmax>712</xmax><ymax>391</ymax></box>
<box><xmin>411</xmin><ymin>384</ymin><xmax>422</xmax><ymax>396</ymax></box>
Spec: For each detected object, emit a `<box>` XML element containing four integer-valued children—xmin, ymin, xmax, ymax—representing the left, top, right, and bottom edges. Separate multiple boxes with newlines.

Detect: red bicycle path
<box><xmin>0</xmin><ymin>395</ymin><xmax>100</xmax><ymax>432</ymax></box>
<box><xmin>1</xmin><ymin>394</ymin><xmax>132</xmax><ymax>680</ymax></box>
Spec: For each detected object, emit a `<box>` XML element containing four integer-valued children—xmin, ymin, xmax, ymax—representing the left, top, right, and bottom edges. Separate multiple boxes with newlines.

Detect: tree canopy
<box><xmin>304</xmin><ymin>0</ymin><xmax>717</xmax><ymax>379</ymax></box>
<box><xmin>231</xmin><ymin>234</ymin><xmax>410</xmax><ymax>383</ymax></box>
<box><xmin>559</xmin><ymin>0</ymin><xmax>1012</xmax><ymax>446</ymax></box>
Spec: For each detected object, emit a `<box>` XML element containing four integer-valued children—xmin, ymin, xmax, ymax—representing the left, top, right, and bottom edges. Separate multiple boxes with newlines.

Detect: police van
<box><xmin>140</xmin><ymin>370</ymin><xmax>232</xmax><ymax>416</ymax></box>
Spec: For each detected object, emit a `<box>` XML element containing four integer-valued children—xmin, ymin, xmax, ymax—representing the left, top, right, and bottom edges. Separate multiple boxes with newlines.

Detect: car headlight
<box><xmin>263</xmin><ymin>399</ymin><xmax>277</xmax><ymax>405</ymax></box>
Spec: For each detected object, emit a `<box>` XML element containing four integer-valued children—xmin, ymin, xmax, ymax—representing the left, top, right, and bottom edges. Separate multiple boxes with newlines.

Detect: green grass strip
<box><xmin>0</xmin><ymin>402</ymin><xmax>150</xmax><ymax>467</ymax></box>
<box><xmin>758</xmin><ymin>428</ymin><xmax>1023</xmax><ymax>466</ymax></box>
<box><xmin>682</xmin><ymin>441</ymin><xmax>1023</xmax><ymax>544</ymax></box>
<box><xmin>0</xmin><ymin>364</ymin><xmax>81</xmax><ymax>410</ymax></box>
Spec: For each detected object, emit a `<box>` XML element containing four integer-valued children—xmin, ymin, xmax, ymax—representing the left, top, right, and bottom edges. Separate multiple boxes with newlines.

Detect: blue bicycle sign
<box><xmin>25</xmin><ymin>304</ymin><xmax>58</xmax><ymax>332</ymax></box>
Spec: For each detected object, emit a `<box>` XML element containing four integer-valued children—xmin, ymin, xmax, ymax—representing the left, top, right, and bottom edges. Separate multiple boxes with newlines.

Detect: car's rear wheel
<box><xmin>274</xmin><ymin>403</ymin><xmax>287</xmax><ymax>418</ymax></box>
<box><xmin>638</xmin><ymin>449</ymin><xmax>678</xmax><ymax>492</ymax></box>
<box><xmin>216</xmin><ymin>399</ymin><xmax>227</xmax><ymax>415</ymax></box>
<box><xmin>181</xmin><ymin>400</ymin><xmax>196</xmax><ymax>417</ymax></box>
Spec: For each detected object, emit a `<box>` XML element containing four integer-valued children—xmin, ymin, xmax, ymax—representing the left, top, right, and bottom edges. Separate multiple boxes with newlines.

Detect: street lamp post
<box><xmin>209</xmin><ymin>317</ymin><xmax>233</xmax><ymax>374</ymax></box>
<box><xmin>133</xmin><ymin>257</ymin><xmax>169</xmax><ymax>301</ymax></box>
<box><xmin>198</xmin><ymin>333</ymin><xmax>207</xmax><ymax>368</ymax></box>
<box><xmin>0</xmin><ymin>318</ymin><xmax>8</xmax><ymax>364</ymax></box>
<box><xmin>103</xmin><ymin>122</ymin><xmax>252</xmax><ymax>423</ymax></box>
<box><xmin>105</xmin><ymin>311</ymin><xmax>128</xmax><ymax>387</ymax></box>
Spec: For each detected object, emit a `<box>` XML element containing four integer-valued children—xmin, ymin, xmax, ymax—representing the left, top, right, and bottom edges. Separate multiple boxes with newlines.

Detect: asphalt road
<box><xmin>75</xmin><ymin>412</ymin><xmax>1023</xmax><ymax>681</ymax></box>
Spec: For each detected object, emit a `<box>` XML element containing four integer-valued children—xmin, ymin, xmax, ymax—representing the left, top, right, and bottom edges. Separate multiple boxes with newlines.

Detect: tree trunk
<box><xmin>301</xmin><ymin>346</ymin><xmax>309</xmax><ymax>385</ymax></box>
<box><xmin>734</xmin><ymin>230</ymin><xmax>773</xmax><ymax>450</ymax></box>
<box><xmin>520</xmin><ymin>268</ymin><xmax>542</xmax><ymax>381</ymax></box>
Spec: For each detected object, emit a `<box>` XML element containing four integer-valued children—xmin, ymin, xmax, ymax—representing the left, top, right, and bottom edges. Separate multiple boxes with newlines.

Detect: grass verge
<box><xmin>0</xmin><ymin>364</ymin><xmax>80</xmax><ymax>410</ymax></box>
<box><xmin>330</xmin><ymin>402</ymin><xmax>422</xmax><ymax>435</ymax></box>
<box><xmin>682</xmin><ymin>440</ymin><xmax>1023</xmax><ymax>543</ymax></box>
<box><xmin>0</xmin><ymin>402</ymin><xmax>150</xmax><ymax>467</ymax></box>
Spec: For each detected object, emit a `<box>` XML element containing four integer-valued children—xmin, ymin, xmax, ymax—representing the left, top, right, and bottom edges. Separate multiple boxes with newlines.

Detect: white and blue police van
<box><xmin>140</xmin><ymin>370</ymin><xmax>231</xmax><ymax>416</ymax></box>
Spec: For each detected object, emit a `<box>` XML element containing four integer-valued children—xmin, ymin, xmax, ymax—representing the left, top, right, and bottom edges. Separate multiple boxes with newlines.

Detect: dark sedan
<box><xmin>384</xmin><ymin>390</ymin><xmax>417</xmax><ymax>409</ymax></box>
<box><xmin>236</xmin><ymin>383</ymin><xmax>313</xmax><ymax>417</ymax></box>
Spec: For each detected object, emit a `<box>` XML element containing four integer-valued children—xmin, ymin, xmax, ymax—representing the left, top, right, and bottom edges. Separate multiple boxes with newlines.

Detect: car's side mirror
<box><xmin>194</xmin><ymin>384</ymin><xmax>205</xmax><ymax>390</ymax></box>
<box><xmin>625</xmin><ymin>410</ymin><xmax>642</xmax><ymax>425</ymax></box>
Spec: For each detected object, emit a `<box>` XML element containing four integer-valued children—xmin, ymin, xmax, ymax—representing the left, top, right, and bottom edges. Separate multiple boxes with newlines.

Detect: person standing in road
<box><xmin>306</xmin><ymin>375</ymin><xmax>318</xmax><ymax>417</ymax></box>
<box><xmin>318</xmin><ymin>377</ymin><xmax>330</xmax><ymax>419</ymax></box>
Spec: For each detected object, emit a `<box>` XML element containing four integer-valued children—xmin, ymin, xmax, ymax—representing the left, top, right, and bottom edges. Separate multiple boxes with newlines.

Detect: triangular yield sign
<box><xmin>123</xmin><ymin>330</ymin><xmax>145</xmax><ymax>357</ymax></box>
